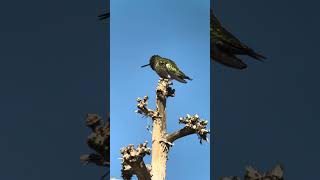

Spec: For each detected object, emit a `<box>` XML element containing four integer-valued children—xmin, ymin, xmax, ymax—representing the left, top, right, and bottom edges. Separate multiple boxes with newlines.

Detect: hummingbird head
<box><xmin>141</xmin><ymin>55</ymin><xmax>161</xmax><ymax>70</ymax></box>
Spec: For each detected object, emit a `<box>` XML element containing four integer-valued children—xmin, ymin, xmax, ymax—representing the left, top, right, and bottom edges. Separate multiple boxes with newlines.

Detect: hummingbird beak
<box><xmin>141</xmin><ymin>64</ymin><xmax>150</xmax><ymax>68</ymax></box>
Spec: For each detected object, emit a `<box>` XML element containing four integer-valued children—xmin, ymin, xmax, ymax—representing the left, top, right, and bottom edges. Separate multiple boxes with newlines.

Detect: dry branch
<box><xmin>167</xmin><ymin>114</ymin><xmax>209</xmax><ymax>144</ymax></box>
<box><xmin>120</xmin><ymin>142</ymin><xmax>152</xmax><ymax>180</ymax></box>
<box><xmin>136</xmin><ymin>96</ymin><xmax>158</xmax><ymax>118</ymax></box>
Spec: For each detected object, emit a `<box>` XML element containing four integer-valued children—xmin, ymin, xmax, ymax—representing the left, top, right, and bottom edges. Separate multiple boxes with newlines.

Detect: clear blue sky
<box><xmin>110</xmin><ymin>0</ymin><xmax>210</xmax><ymax>179</ymax></box>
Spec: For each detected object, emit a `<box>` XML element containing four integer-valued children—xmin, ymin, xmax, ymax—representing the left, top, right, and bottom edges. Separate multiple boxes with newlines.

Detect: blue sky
<box><xmin>110</xmin><ymin>0</ymin><xmax>210</xmax><ymax>179</ymax></box>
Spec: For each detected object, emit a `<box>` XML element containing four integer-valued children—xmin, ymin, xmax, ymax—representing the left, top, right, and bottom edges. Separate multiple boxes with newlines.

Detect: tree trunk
<box><xmin>151</xmin><ymin>83</ymin><xmax>169</xmax><ymax>180</ymax></box>
<box><xmin>129</xmin><ymin>79</ymin><xmax>209</xmax><ymax>180</ymax></box>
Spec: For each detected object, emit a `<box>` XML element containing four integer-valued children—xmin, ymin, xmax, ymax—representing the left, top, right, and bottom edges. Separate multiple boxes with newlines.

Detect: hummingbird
<box><xmin>141</xmin><ymin>55</ymin><xmax>192</xmax><ymax>83</ymax></box>
<box><xmin>98</xmin><ymin>13</ymin><xmax>110</xmax><ymax>20</ymax></box>
<box><xmin>211</xmin><ymin>9</ymin><xmax>266</xmax><ymax>69</ymax></box>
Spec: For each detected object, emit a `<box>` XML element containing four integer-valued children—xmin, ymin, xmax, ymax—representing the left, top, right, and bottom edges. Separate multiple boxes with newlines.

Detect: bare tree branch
<box><xmin>166</xmin><ymin>127</ymin><xmax>195</xmax><ymax>144</ymax></box>
<box><xmin>120</xmin><ymin>142</ymin><xmax>152</xmax><ymax>180</ymax></box>
<box><xmin>167</xmin><ymin>114</ymin><xmax>209</xmax><ymax>144</ymax></box>
<box><xmin>136</xmin><ymin>96</ymin><xmax>158</xmax><ymax>118</ymax></box>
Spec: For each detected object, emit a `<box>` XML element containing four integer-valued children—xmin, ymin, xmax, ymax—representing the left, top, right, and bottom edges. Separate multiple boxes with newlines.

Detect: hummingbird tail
<box><xmin>185</xmin><ymin>76</ymin><xmax>192</xmax><ymax>81</ymax></box>
<box><xmin>247</xmin><ymin>49</ymin><xmax>266</xmax><ymax>61</ymax></box>
<box><xmin>174</xmin><ymin>75</ymin><xmax>191</xmax><ymax>83</ymax></box>
<box><xmin>175</xmin><ymin>78</ymin><xmax>187</xmax><ymax>83</ymax></box>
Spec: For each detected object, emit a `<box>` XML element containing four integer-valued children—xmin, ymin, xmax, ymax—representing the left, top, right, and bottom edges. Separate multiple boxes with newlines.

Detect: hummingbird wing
<box><xmin>211</xmin><ymin>11</ymin><xmax>243</xmax><ymax>54</ymax></box>
<box><xmin>211</xmin><ymin>11</ymin><xmax>265</xmax><ymax>59</ymax></box>
<box><xmin>165</xmin><ymin>60</ymin><xmax>192</xmax><ymax>83</ymax></box>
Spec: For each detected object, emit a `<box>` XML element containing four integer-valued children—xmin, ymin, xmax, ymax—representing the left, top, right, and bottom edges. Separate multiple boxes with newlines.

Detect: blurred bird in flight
<box><xmin>210</xmin><ymin>10</ymin><xmax>266</xmax><ymax>69</ymax></box>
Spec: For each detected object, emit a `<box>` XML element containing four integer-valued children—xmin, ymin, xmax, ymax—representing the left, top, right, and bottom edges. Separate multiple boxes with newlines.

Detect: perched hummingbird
<box><xmin>211</xmin><ymin>10</ymin><xmax>266</xmax><ymax>69</ymax></box>
<box><xmin>141</xmin><ymin>55</ymin><xmax>192</xmax><ymax>83</ymax></box>
<box><xmin>98</xmin><ymin>13</ymin><xmax>110</xmax><ymax>20</ymax></box>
